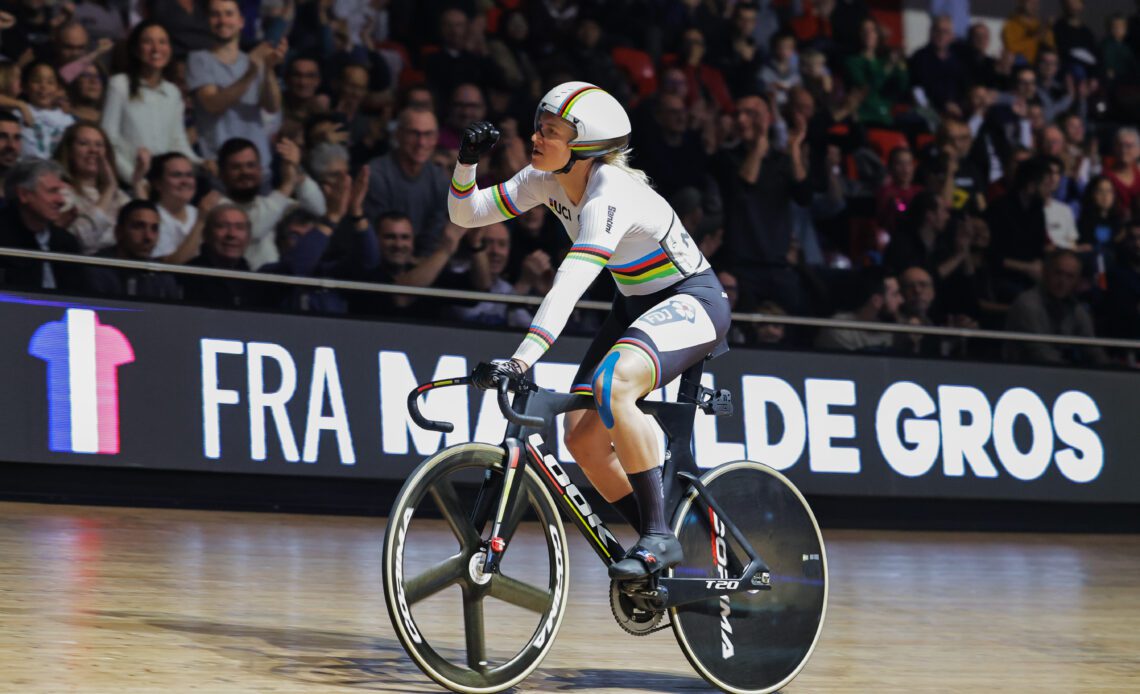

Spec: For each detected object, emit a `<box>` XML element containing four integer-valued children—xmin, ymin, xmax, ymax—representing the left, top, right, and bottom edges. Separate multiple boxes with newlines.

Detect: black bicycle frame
<box><xmin>407</xmin><ymin>361</ymin><xmax>772</xmax><ymax>610</ymax></box>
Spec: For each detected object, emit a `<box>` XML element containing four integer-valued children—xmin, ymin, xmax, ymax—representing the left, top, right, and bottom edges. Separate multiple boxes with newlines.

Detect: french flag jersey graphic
<box><xmin>29</xmin><ymin>309</ymin><xmax>135</xmax><ymax>454</ymax></box>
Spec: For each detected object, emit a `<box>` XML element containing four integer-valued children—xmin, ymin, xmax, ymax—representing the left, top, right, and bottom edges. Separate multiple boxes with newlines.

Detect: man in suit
<box><xmin>0</xmin><ymin>158</ymin><xmax>82</xmax><ymax>292</ymax></box>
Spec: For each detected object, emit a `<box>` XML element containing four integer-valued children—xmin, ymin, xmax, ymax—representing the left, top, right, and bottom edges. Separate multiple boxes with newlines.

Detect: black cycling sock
<box><xmin>627</xmin><ymin>468</ymin><xmax>669</xmax><ymax>537</ymax></box>
<box><xmin>610</xmin><ymin>492</ymin><xmax>642</xmax><ymax>534</ymax></box>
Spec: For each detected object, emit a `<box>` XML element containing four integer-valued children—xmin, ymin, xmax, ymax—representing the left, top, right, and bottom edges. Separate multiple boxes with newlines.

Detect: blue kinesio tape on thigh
<box><xmin>595</xmin><ymin>351</ymin><xmax>621</xmax><ymax>429</ymax></box>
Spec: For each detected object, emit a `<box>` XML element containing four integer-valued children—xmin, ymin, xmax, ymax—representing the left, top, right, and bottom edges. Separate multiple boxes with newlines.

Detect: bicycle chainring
<box><xmin>609</xmin><ymin>580</ymin><xmax>666</xmax><ymax>636</ymax></box>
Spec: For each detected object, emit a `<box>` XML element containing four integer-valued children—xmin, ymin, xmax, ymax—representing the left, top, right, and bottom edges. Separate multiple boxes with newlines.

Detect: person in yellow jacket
<box><xmin>1002</xmin><ymin>0</ymin><xmax>1054</xmax><ymax>65</ymax></box>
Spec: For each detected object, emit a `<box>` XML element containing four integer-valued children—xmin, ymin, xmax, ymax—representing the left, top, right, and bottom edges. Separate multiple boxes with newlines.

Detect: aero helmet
<box><xmin>535</xmin><ymin>81</ymin><xmax>631</xmax><ymax>172</ymax></box>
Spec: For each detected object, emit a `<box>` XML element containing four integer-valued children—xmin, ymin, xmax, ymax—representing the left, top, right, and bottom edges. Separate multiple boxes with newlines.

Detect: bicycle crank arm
<box><xmin>655</xmin><ymin>573</ymin><xmax>771</xmax><ymax>609</ymax></box>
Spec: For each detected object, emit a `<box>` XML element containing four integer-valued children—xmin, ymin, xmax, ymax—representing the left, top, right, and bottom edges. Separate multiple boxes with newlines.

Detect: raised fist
<box><xmin>458</xmin><ymin>121</ymin><xmax>500</xmax><ymax>165</ymax></box>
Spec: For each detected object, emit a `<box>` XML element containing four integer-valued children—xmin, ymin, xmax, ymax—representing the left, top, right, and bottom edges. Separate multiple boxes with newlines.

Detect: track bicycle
<box><xmin>382</xmin><ymin>358</ymin><xmax>828</xmax><ymax>693</ymax></box>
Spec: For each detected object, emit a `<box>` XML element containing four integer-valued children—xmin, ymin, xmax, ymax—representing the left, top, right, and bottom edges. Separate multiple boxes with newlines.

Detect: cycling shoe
<box><xmin>608</xmin><ymin>532</ymin><xmax>683</xmax><ymax>580</ymax></box>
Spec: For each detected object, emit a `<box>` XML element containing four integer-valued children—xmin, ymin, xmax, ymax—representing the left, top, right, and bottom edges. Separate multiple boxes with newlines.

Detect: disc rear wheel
<box><xmin>668</xmin><ymin>461</ymin><xmax>828</xmax><ymax>694</ymax></box>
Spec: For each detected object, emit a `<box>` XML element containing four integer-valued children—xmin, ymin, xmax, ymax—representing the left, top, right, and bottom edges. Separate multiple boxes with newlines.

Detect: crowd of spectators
<box><xmin>0</xmin><ymin>0</ymin><xmax>1139</xmax><ymax>368</ymax></box>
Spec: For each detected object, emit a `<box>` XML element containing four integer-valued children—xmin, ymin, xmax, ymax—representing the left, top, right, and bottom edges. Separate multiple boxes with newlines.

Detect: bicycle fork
<box><xmin>480</xmin><ymin>438</ymin><xmax>528</xmax><ymax>575</ymax></box>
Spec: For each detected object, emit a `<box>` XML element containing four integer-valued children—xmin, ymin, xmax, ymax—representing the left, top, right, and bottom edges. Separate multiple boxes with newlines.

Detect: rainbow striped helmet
<box><xmin>535</xmin><ymin>81</ymin><xmax>631</xmax><ymax>162</ymax></box>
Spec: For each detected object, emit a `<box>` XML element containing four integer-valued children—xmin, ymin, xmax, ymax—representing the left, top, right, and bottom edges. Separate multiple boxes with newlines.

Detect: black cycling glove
<box><xmin>471</xmin><ymin>359</ymin><xmax>525</xmax><ymax>390</ymax></box>
<box><xmin>459</xmin><ymin>121</ymin><xmax>501</xmax><ymax>165</ymax></box>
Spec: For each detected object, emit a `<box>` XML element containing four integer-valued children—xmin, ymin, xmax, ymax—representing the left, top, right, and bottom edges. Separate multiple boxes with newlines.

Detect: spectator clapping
<box><xmin>0</xmin><ymin>0</ymin><xmax>1136</xmax><ymax>367</ymax></box>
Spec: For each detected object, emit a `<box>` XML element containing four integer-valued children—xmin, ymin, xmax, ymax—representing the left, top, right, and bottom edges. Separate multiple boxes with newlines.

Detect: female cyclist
<box><xmin>448</xmin><ymin>81</ymin><xmax>731</xmax><ymax>580</ymax></box>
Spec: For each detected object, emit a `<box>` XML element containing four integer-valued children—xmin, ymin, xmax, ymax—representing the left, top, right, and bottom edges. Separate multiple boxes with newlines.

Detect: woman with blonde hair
<box><xmin>53</xmin><ymin>122</ymin><xmax>131</xmax><ymax>254</ymax></box>
<box><xmin>450</xmin><ymin>82</ymin><xmax>730</xmax><ymax>580</ymax></box>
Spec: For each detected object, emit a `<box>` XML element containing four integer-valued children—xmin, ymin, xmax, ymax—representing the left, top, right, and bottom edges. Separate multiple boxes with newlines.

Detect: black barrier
<box><xmin>1</xmin><ymin>290</ymin><xmax>1135</xmax><ymax>503</ymax></box>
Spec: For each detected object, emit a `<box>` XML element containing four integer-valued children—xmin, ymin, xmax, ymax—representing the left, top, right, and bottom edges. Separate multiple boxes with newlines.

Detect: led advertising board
<box><xmin>0</xmin><ymin>291</ymin><xmax>1130</xmax><ymax>503</ymax></box>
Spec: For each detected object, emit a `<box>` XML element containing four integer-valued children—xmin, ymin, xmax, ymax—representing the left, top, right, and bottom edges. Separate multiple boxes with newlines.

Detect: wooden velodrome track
<box><xmin>1</xmin><ymin>500</ymin><xmax>1137</xmax><ymax>693</ymax></box>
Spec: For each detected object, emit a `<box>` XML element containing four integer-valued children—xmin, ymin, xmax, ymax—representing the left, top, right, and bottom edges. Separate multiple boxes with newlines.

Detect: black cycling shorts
<box><xmin>570</xmin><ymin>268</ymin><xmax>731</xmax><ymax>396</ymax></box>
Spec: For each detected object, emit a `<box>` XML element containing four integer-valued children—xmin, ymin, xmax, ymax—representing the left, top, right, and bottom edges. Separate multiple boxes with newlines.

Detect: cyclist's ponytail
<box><xmin>600</xmin><ymin>149</ymin><xmax>652</xmax><ymax>188</ymax></box>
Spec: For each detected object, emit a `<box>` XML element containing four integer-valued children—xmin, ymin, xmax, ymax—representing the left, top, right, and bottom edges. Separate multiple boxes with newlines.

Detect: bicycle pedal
<box><xmin>696</xmin><ymin>386</ymin><xmax>734</xmax><ymax>416</ymax></box>
<box><xmin>617</xmin><ymin>573</ymin><xmax>656</xmax><ymax>593</ymax></box>
<box><xmin>619</xmin><ymin>582</ymin><xmax>667</xmax><ymax>609</ymax></box>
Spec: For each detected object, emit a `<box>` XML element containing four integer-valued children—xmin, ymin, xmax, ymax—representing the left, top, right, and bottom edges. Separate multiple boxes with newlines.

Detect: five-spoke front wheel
<box><xmin>381</xmin><ymin>443</ymin><xmax>570</xmax><ymax>693</ymax></box>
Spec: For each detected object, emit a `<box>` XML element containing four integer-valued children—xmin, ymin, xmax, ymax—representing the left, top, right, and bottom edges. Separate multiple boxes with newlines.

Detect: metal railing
<box><xmin>3</xmin><ymin>246</ymin><xmax>1139</xmax><ymax>351</ymax></box>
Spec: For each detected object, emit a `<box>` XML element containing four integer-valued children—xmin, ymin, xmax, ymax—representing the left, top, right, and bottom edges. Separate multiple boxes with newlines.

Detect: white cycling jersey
<box><xmin>448</xmin><ymin>160</ymin><xmax>710</xmax><ymax>367</ymax></box>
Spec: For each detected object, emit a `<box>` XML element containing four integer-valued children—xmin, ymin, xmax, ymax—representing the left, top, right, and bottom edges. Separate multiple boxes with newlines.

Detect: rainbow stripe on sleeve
<box><xmin>524</xmin><ymin>325</ymin><xmax>555</xmax><ymax>351</ymax></box>
<box><xmin>607</xmin><ymin>248</ymin><xmax>680</xmax><ymax>285</ymax></box>
<box><xmin>492</xmin><ymin>183</ymin><xmax>522</xmax><ymax>218</ymax></box>
<box><xmin>565</xmin><ymin>243</ymin><xmax>612</xmax><ymax>267</ymax></box>
<box><xmin>449</xmin><ymin>178</ymin><xmax>475</xmax><ymax>198</ymax></box>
